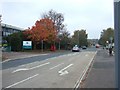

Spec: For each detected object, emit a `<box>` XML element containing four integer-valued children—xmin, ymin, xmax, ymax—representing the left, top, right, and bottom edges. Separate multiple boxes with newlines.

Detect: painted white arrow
<box><xmin>58</xmin><ymin>64</ymin><xmax>73</xmax><ymax>76</ymax></box>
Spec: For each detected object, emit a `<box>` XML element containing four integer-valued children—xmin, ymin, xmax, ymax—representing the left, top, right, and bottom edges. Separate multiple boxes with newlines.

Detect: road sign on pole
<box><xmin>114</xmin><ymin>0</ymin><xmax>120</xmax><ymax>89</ymax></box>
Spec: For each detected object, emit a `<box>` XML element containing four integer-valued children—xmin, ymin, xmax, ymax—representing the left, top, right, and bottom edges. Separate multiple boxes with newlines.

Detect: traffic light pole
<box><xmin>114</xmin><ymin>0</ymin><xmax>120</xmax><ymax>89</ymax></box>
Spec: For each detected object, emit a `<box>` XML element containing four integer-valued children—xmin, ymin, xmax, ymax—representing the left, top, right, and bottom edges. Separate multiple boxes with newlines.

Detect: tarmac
<box><xmin>2</xmin><ymin>49</ymin><xmax>116</xmax><ymax>88</ymax></box>
<box><xmin>80</xmin><ymin>49</ymin><xmax>115</xmax><ymax>88</ymax></box>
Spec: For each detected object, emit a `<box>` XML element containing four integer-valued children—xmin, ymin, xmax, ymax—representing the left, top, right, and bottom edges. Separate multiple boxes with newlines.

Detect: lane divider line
<box><xmin>29</xmin><ymin>62</ymin><xmax>50</xmax><ymax>70</ymax></box>
<box><xmin>50</xmin><ymin>63</ymin><xmax>64</xmax><ymax>70</ymax></box>
<box><xmin>5</xmin><ymin>74</ymin><xmax>39</xmax><ymax>88</ymax></box>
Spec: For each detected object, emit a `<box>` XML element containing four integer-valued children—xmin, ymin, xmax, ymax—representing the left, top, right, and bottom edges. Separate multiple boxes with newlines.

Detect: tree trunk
<box><xmin>33</xmin><ymin>41</ymin><xmax>37</xmax><ymax>50</ymax></box>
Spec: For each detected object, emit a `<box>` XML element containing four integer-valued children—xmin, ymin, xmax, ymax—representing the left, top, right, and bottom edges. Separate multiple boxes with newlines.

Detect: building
<box><xmin>1</xmin><ymin>23</ymin><xmax>24</xmax><ymax>38</ymax></box>
<box><xmin>1</xmin><ymin>23</ymin><xmax>25</xmax><ymax>45</ymax></box>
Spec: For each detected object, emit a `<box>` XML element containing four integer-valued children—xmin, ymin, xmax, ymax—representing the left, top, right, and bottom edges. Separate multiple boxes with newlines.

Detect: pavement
<box><xmin>80</xmin><ymin>49</ymin><xmax>115</xmax><ymax>88</ymax></box>
<box><xmin>2</xmin><ymin>50</ymin><xmax>69</xmax><ymax>62</ymax></box>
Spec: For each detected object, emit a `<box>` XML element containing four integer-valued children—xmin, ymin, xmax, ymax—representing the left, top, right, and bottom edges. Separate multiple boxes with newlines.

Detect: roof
<box><xmin>114</xmin><ymin>0</ymin><xmax>120</xmax><ymax>2</ymax></box>
<box><xmin>1</xmin><ymin>23</ymin><xmax>25</xmax><ymax>31</ymax></box>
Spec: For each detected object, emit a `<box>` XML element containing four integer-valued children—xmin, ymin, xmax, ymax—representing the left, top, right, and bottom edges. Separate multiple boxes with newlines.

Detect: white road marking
<box><xmin>29</xmin><ymin>62</ymin><xmax>50</xmax><ymax>70</ymax></box>
<box><xmin>59</xmin><ymin>70</ymin><xmax>68</xmax><ymax>76</ymax></box>
<box><xmin>12</xmin><ymin>68</ymin><xmax>29</xmax><ymax>73</ymax></box>
<box><xmin>12</xmin><ymin>62</ymin><xmax>50</xmax><ymax>73</ymax></box>
<box><xmin>74</xmin><ymin>51</ymin><xmax>97</xmax><ymax>89</ymax></box>
<box><xmin>2</xmin><ymin>59</ymin><xmax>12</xmax><ymax>63</ymax></box>
<box><xmin>58</xmin><ymin>64</ymin><xmax>73</xmax><ymax>76</ymax></box>
<box><xmin>6</xmin><ymin>74</ymin><xmax>39</xmax><ymax>88</ymax></box>
<box><xmin>20</xmin><ymin>61</ymin><xmax>39</xmax><ymax>67</ymax></box>
<box><xmin>50</xmin><ymin>63</ymin><xmax>64</xmax><ymax>70</ymax></box>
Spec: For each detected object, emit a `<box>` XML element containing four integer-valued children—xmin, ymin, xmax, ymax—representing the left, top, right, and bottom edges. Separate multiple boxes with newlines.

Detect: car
<box><xmin>72</xmin><ymin>45</ymin><xmax>80</xmax><ymax>52</ymax></box>
<box><xmin>2</xmin><ymin>46</ymin><xmax>7</xmax><ymax>51</ymax></box>
<box><xmin>96</xmin><ymin>44</ymin><xmax>100</xmax><ymax>48</ymax></box>
<box><xmin>82</xmin><ymin>46</ymin><xmax>87</xmax><ymax>49</ymax></box>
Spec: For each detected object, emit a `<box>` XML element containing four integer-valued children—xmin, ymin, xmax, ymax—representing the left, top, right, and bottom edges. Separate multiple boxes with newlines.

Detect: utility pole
<box><xmin>114</xmin><ymin>0</ymin><xmax>120</xmax><ymax>89</ymax></box>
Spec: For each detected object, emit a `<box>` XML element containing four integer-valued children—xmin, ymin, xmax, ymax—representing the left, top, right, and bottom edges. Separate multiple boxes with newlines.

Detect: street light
<box><xmin>59</xmin><ymin>38</ymin><xmax>61</xmax><ymax>50</ymax></box>
<box><xmin>78</xmin><ymin>30</ymin><xmax>80</xmax><ymax>47</ymax></box>
<box><xmin>0</xmin><ymin>15</ymin><xmax>2</xmax><ymax>23</ymax></box>
<box><xmin>0</xmin><ymin>15</ymin><xmax>2</xmax><ymax>47</ymax></box>
<box><xmin>41</xmin><ymin>40</ymin><xmax>43</xmax><ymax>52</ymax></box>
<box><xmin>114</xmin><ymin>0</ymin><xmax>120</xmax><ymax>89</ymax></box>
<box><xmin>110</xmin><ymin>37</ymin><xmax>113</xmax><ymax>43</ymax></box>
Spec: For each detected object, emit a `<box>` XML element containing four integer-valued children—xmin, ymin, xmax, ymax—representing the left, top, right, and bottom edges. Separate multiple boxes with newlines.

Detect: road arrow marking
<box><xmin>58</xmin><ymin>64</ymin><xmax>73</xmax><ymax>76</ymax></box>
<box><xmin>59</xmin><ymin>70</ymin><xmax>69</xmax><ymax>76</ymax></box>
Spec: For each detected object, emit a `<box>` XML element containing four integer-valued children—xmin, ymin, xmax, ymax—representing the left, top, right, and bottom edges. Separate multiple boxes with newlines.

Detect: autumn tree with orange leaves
<box><xmin>24</xmin><ymin>18</ymin><xmax>57</xmax><ymax>49</ymax></box>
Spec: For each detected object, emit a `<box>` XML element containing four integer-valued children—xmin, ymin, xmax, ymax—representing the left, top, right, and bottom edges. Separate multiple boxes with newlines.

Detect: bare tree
<box><xmin>42</xmin><ymin>9</ymin><xmax>65</xmax><ymax>33</ymax></box>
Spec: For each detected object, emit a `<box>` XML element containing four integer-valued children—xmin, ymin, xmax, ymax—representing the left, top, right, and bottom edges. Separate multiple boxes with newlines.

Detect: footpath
<box><xmin>81</xmin><ymin>49</ymin><xmax>115</xmax><ymax>88</ymax></box>
<box><xmin>2</xmin><ymin>50</ymin><xmax>68</xmax><ymax>62</ymax></box>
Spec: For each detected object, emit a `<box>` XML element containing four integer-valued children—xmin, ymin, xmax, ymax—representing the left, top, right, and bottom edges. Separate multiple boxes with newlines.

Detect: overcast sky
<box><xmin>1</xmin><ymin>0</ymin><xmax>114</xmax><ymax>39</ymax></box>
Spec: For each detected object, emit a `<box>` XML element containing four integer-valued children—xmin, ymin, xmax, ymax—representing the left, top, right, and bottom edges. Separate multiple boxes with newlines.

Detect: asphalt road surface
<box><xmin>2</xmin><ymin>48</ymin><xmax>97</xmax><ymax>88</ymax></box>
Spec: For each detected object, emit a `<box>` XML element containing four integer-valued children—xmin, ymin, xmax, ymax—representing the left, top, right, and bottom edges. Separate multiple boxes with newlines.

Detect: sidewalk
<box><xmin>81</xmin><ymin>49</ymin><xmax>115</xmax><ymax>88</ymax></box>
<box><xmin>2</xmin><ymin>50</ymin><xmax>69</xmax><ymax>62</ymax></box>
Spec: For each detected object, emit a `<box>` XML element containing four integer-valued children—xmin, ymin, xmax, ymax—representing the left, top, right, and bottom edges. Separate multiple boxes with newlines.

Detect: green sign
<box><xmin>23</xmin><ymin>41</ymin><xmax>32</xmax><ymax>49</ymax></box>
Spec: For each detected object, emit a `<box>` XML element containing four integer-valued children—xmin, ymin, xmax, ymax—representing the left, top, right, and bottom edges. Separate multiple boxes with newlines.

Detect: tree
<box><xmin>57</xmin><ymin>29</ymin><xmax>70</xmax><ymax>49</ymax></box>
<box><xmin>98</xmin><ymin>28</ymin><xmax>114</xmax><ymax>46</ymax></box>
<box><xmin>72</xmin><ymin>29</ymin><xmax>88</xmax><ymax>47</ymax></box>
<box><xmin>5</xmin><ymin>32</ymin><xmax>25</xmax><ymax>51</ymax></box>
<box><xmin>24</xmin><ymin>18</ymin><xmax>57</xmax><ymax>49</ymax></box>
<box><xmin>42</xmin><ymin>9</ymin><xmax>65</xmax><ymax>34</ymax></box>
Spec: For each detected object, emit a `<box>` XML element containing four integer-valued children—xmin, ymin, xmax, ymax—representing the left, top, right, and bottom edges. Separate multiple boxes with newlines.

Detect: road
<box><xmin>2</xmin><ymin>48</ymin><xmax>97</xmax><ymax>88</ymax></box>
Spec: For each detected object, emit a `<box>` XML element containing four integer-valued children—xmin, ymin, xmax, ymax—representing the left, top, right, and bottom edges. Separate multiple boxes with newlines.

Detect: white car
<box><xmin>72</xmin><ymin>45</ymin><xmax>80</xmax><ymax>52</ymax></box>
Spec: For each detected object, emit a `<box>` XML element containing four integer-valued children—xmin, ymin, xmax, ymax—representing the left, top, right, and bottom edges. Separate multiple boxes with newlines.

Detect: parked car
<box><xmin>72</xmin><ymin>45</ymin><xmax>80</xmax><ymax>52</ymax></box>
<box><xmin>82</xmin><ymin>46</ymin><xmax>87</xmax><ymax>49</ymax></box>
<box><xmin>2</xmin><ymin>46</ymin><xmax>7</xmax><ymax>51</ymax></box>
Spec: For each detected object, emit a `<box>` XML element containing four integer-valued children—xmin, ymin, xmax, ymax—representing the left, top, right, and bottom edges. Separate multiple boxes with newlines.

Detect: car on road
<box><xmin>96</xmin><ymin>44</ymin><xmax>100</xmax><ymax>48</ymax></box>
<box><xmin>72</xmin><ymin>45</ymin><xmax>80</xmax><ymax>52</ymax></box>
<box><xmin>82</xmin><ymin>46</ymin><xmax>87</xmax><ymax>49</ymax></box>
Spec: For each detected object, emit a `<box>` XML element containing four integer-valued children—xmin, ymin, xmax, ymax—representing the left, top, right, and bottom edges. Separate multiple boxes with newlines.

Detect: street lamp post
<box><xmin>0</xmin><ymin>15</ymin><xmax>2</xmax><ymax>24</ymax></box>
<box><xmin>0</xmin><ymin>14</ymin><xmax>2</xmax><ymax>90</ymax></box>
<box><xmin>78</xmin><ymin>30</ymin><xmax>80</xmax><ymax>47</ymax></box>
<box><xmin>0</xmin><ymin>15</ymin><xmax>2</xmax><ymax>48</ymax></box>
<box><xmin>41</xmin><ymin>40</ymin><xmax>43</xmax><ymax>52</ymax></box>
<box><xmin>114</xmin><ymin>0</ymin><xmax>120</xmax><ymax>89</ymax></box>
<box><xmin>59</xmin><ymin>39</ymin><xmax>61</xmax><ymax>50</ymax></box>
